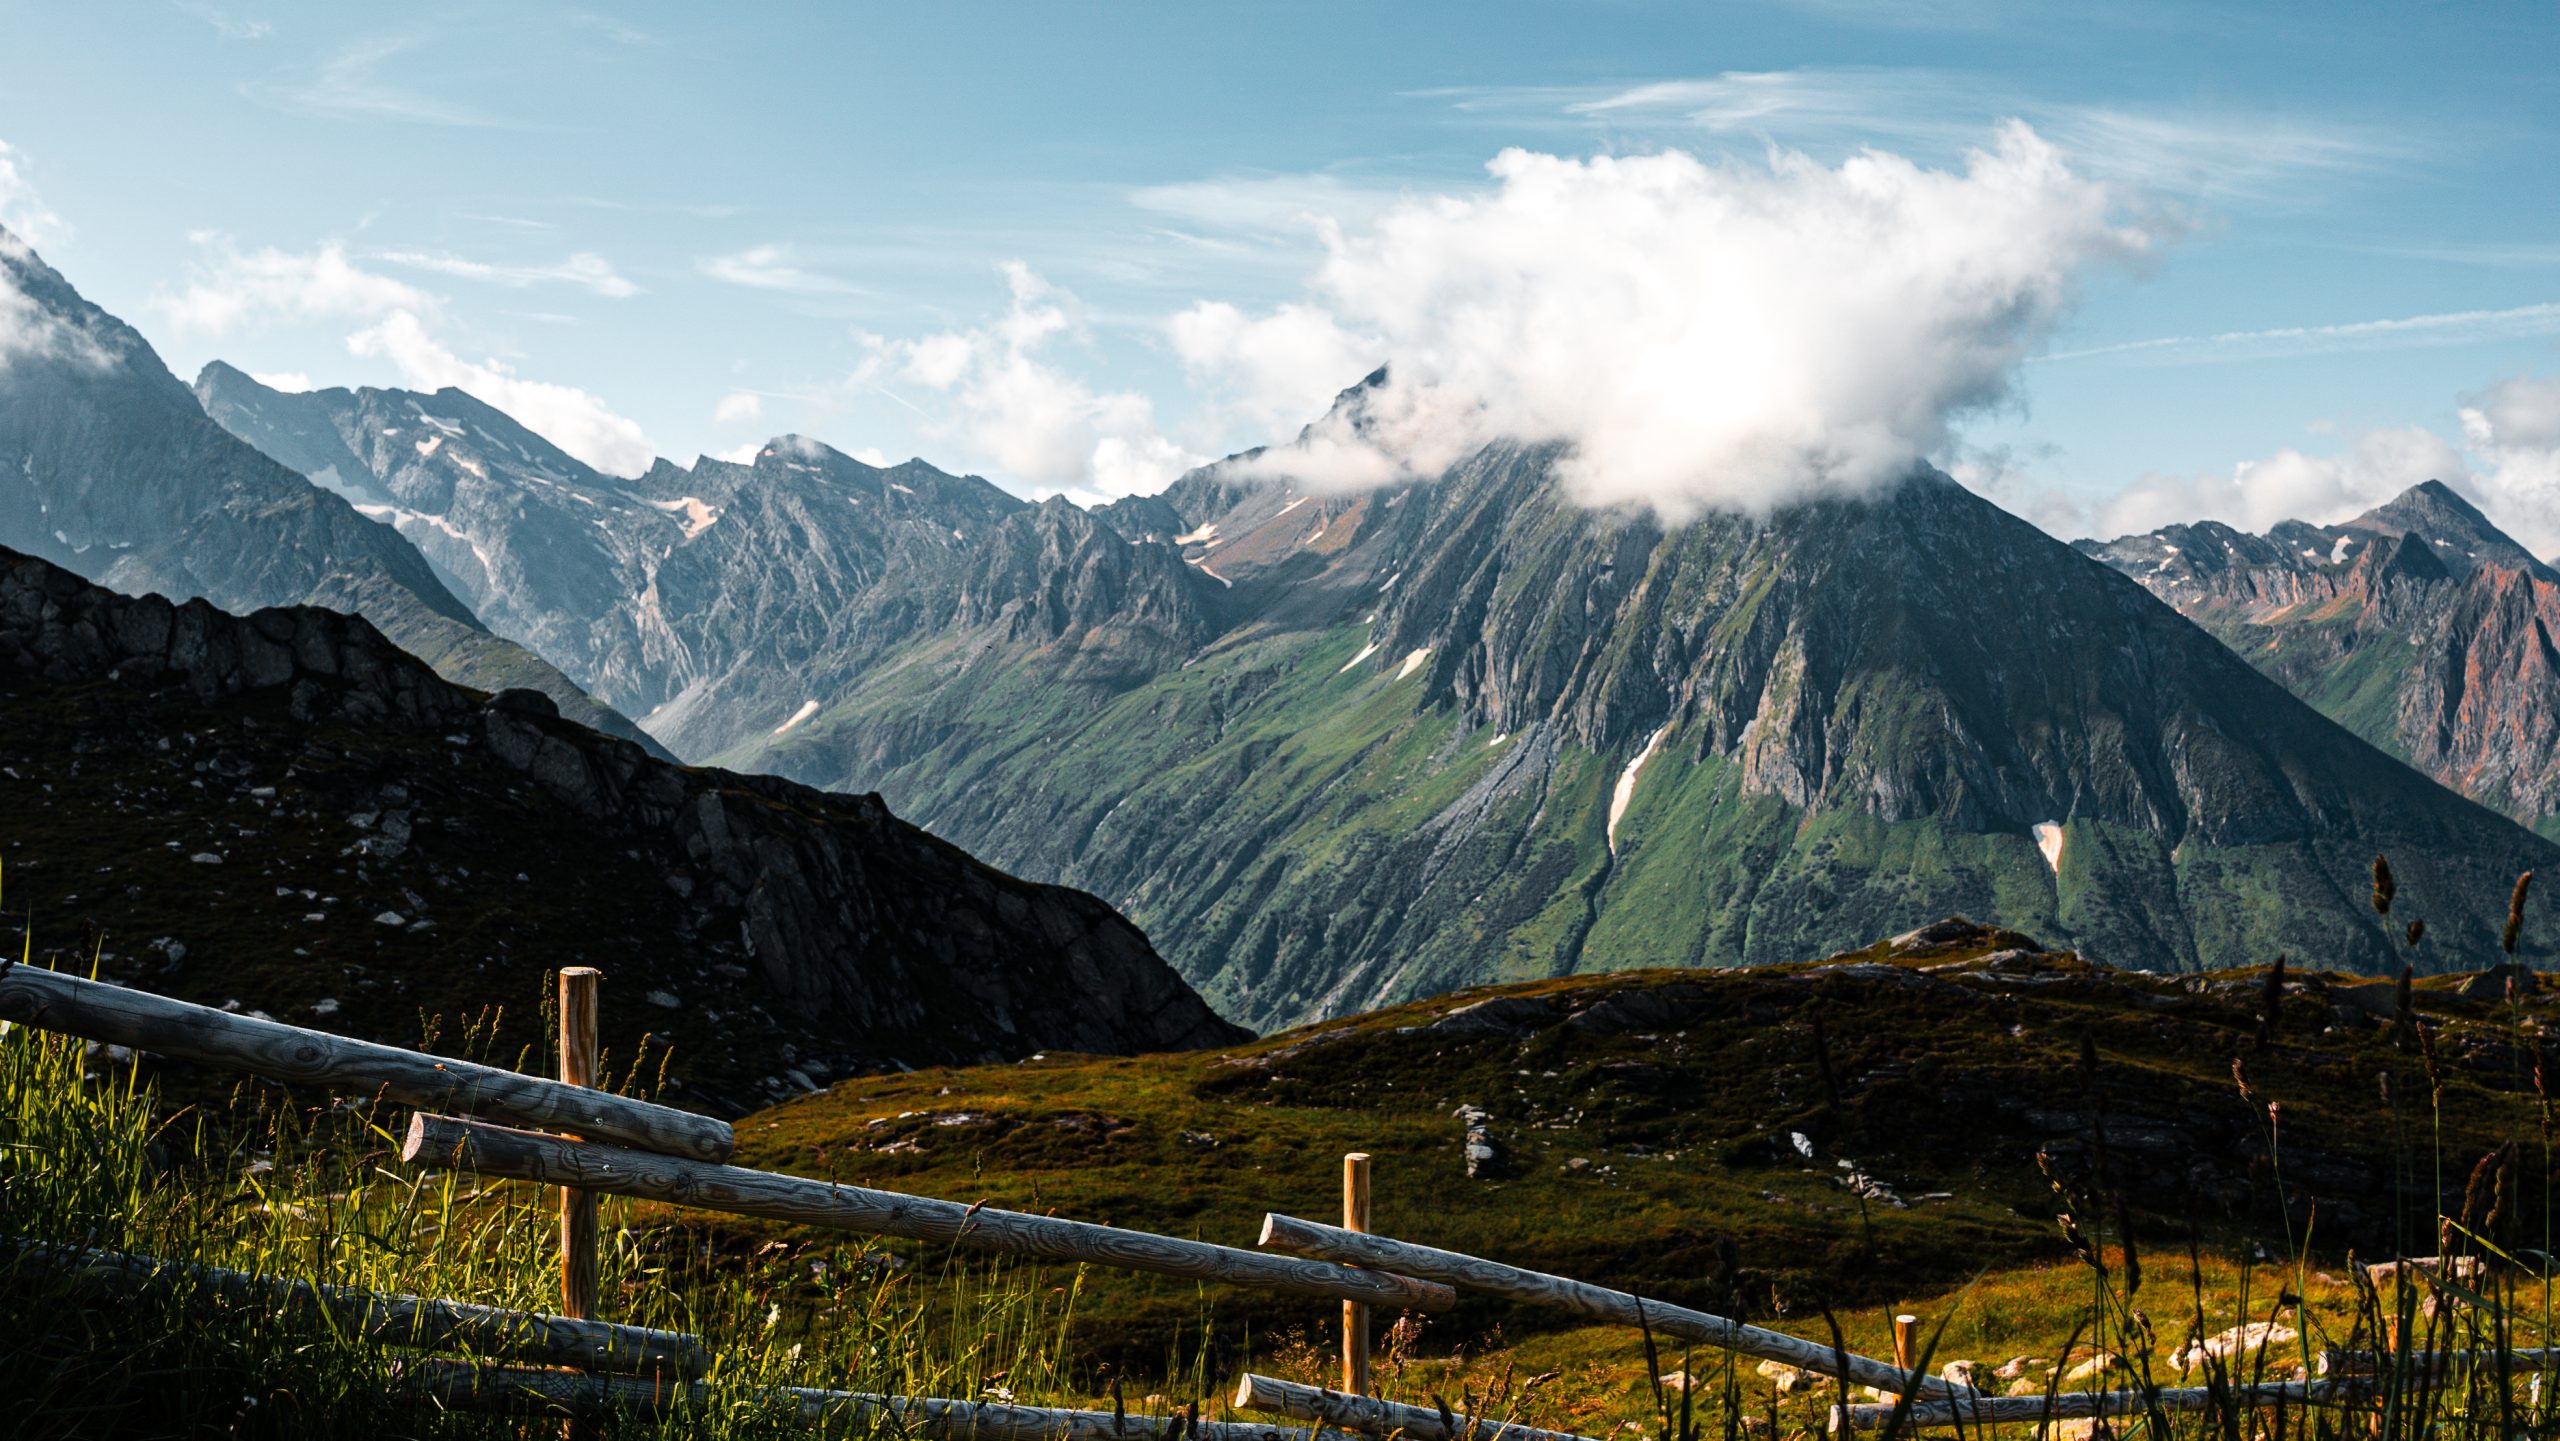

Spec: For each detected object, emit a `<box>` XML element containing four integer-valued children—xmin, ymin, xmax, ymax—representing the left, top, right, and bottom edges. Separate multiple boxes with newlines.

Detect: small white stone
<box><xmin>373</xmin><ymin>910</ymin><xmax>406</xmax><ymax>927</ymax></box>
<box><xmin>646</xmin><ymin>989</ymin><xmax>681</xmax><ymax>1009</ymax></box>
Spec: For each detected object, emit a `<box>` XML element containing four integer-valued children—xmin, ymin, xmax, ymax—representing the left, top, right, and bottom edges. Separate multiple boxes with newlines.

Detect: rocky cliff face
<box><xmin>954</xmin><ymin>498</ymin><xmax>1218</xmax><ymax>677</ymax></box>
<box><xmin>2080</xmin><ymin>481</ymin><xmax>2560</xmax><ymax>836</ymax></box>
<box><xmin>0</xmin><ymin>545</ymin><xmax>1244</xmax><ymax>1110</ymax></box>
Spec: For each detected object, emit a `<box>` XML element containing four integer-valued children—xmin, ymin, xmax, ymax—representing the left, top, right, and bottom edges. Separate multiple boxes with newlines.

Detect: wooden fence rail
<box><xmin>1830</xmin><ymin>1379</ymin><xmax>2361</xmax><ymax>1431</ymax></box>
<box><xmin>406</xmin><ymin>1360</ymin><xmax>1312</xmax><ymax>1441</ymax></box>
<box><xmin>1257</xmin><ymin>1213</ymin><xmax>1966</xmax><ymax>1401</ymax></box>
<box><xmin>2324</xmin><ymin>1348</ymin><xmax>2560</xmax><ymax>1376</ymax></box>
<box><xmin>403</xmin><ymin>1112</ymin><xmax>1457</xmax><ymax>1313</ymax></box>
<box><xmin>1232</xmin><ymin>1374</ymin><xmax>1598</xmax><ymax>1441</ymax></box>
<box><xmin>5</xmin><ymin>1236</ymin><xmax>710</xmax><ymax>1377</ymax></box>
<box><xmin>0</xmin><ymin>963</ymin><xmax>733</xmax><ymax>1161</ymax></box>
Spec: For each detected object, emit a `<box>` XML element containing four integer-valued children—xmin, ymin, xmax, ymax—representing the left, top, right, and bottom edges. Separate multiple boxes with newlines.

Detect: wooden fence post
<box><xmin>1344</xmin><ymin>1152</ymin><xmax>1371</xmax><ymax>1396</ymax></box>
<box><xmin>559</xmin><ymin>967</ymin><xmax>602</xmax><ymax>1441</ymax></box>
<box><xmin>1892</xmin><ymin>1314</ymin><xmax>1918</xmax><ymax>1374</ymax></box>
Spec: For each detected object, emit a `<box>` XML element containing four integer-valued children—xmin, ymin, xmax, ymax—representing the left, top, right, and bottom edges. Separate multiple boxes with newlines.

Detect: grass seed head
<box><xmin>2505</xmin><ymin>871</ymin><xmax>2534</xmax><ymax>956</ymax></box>
<box><xmin>2372</xmin><ymin>854</ymin><xmax>2396</xmax><ymax>917</ymax></box>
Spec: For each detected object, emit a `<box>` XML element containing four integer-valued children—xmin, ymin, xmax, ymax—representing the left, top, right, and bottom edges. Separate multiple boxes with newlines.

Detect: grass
<box><xmin>0</xmin><ymin>1001</ymin><xmax>1218</xmax><ymax>1439</ymax></box>
<box><xmin>11</xmin><ymin>885</ymin><xmax>2560</xmax><ymax>1438</ymax></box>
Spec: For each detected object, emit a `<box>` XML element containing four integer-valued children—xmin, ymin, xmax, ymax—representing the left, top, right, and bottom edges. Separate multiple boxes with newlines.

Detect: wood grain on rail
<box><xmin>405</xmin><ymin>1113</ymin><xmax>1454</xmax><ymax>1312</ymax></box>
<box><xmin>407</xmin><ymin>1360</ymin><xmax>1312</xmax><ymax>1441</ymax></box>
<box><xmin>1234</xmin><ymin>1373</ymin><xmax>1597</xmax><ymax>1441</ymax></box>
<box><xmin>1257</xmin><ymin>1213</ymin><xmax>1969</xmax><ymax>1400</ymax></box>
<box><xmin>0</xmin><ymin>964</ymin><xmax>731</xmax><ymax>1161</ymax></box>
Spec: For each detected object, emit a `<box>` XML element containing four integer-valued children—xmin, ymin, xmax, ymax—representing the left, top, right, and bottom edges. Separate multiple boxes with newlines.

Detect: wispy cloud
<box><xmin>2346</xmin><ymin>239</ymin><xmax>2560</xmax><ymax>269</ymax></box>
<box><xmin>2045</xmin><ymin>300</ymin><xmax>2560</xmax><ymax>366</ymax></box>
<box><xmin>376</xmin><ymin>249</ymin><xmax>640</xmax><ymax>298</ymax></box>
<box><xmin>1130</xmin><ymin>172</ymin><xmax>1413</xmax><ymax>236</ymax></box>
<box><xmin>1436</xmin><ymin>66</ymin><xmax>2401</xmax><ymax>207</ymax></box>
<box><xmin>244</xmin><ymin>34</ymin><xmax>507</xmax><ymax>128</ymax></box>
<box><xmin>572</xmin><ymin>196</ymin><xmax>741</xmax><ymax>220</ymax></box>
<box><xmin>698</xmin><ymin>245</ymin><xmax>868</xmax><ymax>296</ymax></box>
<box><xmin>172</xmin><ymin>1</ymin><xmax>271</xmax><ymax>40</ymax></box>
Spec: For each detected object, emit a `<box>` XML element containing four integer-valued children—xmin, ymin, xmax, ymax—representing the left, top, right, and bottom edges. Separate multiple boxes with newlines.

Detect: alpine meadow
<box><xmin>4</xmin><ymin>5</ymin><xmax>2560</xmax><ymax>1440</ymax></box>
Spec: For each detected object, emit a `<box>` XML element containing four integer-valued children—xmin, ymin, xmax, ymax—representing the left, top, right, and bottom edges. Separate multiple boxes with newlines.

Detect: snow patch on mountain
<box><xmin>645</xmin><ymin>496</ymin><xmax>721</xmax><ymax>539</ymax></box>
<box><xmin>2032</xmin><ymin>820</ymin><xmax>2065</xmax><ymax>875</ymax></box>
<box><xmin>1607</xmin><ymin>724</ymin><xmax>1671</xmax><ymax>856</ymax></box>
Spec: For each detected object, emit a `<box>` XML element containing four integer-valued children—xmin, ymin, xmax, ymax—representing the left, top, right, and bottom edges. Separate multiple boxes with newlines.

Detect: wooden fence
<box><xmin>0</xmin><ymin>958</ymin><xmax>2421</xmax><ymax>1435</ymax></box>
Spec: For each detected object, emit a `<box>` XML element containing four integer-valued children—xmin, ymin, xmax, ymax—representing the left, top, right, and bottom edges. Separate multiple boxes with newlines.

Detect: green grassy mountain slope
<box><xmin>729</xmin><ymin>447</ymin><xmax>2556</xmax><ymax>1030</ymax></box>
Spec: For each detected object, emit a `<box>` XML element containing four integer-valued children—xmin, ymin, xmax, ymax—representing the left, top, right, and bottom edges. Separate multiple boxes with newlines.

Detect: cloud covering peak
<box><xmin>1180</xmin><ymin>123</ymin><xmax>2151</xmax><ymax>518</ymax></box>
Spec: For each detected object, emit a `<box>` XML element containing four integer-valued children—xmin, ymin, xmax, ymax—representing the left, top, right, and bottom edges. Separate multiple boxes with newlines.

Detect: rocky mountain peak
<box><xmin>954</xmin><ymin>496</ymin><xmax>1217</xmax><ymax>669</ymax></box>
<box><xmin>0</xmin><ymin>541</ymin><xmax>1244</xmax><ymax>1094</ymax></box>
<box><xmin>2341</xmin><ymin>479</ymin><xmax>2553</xmax><ymax>582</ymax></box>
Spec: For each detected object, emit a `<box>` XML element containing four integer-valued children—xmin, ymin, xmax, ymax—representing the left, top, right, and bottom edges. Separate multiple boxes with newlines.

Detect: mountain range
<box><xmin>12</xmin><ymin>225</ymin><xmax>2552</xmax><ymax>1037</ymax></box>
<box><xmin>206</xmin><ymin>357</ymin><xmax>2559</xmax><ymax>1029</ymax></box>
<box><xmin>2080</xmin><ymin>480</ymin><xmax>2560</xmax><ymax>839</ymax></box>
<box><xmin>0</xmin><ymin>227</ymin><xmax>659</xmax><ymax>753</ymax></box>
<box><xmin>0</xmin><ymin>539</ymin><xmax>1239</xmax><ymax>1110</ymax></box>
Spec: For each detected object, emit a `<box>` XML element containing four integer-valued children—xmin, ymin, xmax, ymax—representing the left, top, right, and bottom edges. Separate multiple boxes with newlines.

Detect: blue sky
<box><xmin>2</xmin><ymin>1</ymin><xmax>2556</xmax><ymax>544</ymax></box>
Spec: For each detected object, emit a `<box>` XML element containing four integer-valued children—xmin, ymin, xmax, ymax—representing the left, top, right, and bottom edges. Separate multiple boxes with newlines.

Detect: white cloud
<box><xmin>1168</xmin><ymin>300</ymin><xmax>1376</xmax><ymax>436</ymax></box>
<box><xmin>152</xmin><ymin>234</ymin><xmax>654</xmax><ymax>475</ymax></box>
<box><xmin>0</xmin><ymin>234</ymin><xmax>112</xmax><ymax>372</ymax></box>
<box><xmin>0</xmin><ymin>140</ymin><xmax>67</xmax><ymax>247</ymax></box>
<box><xmin>698</xmin><ymin>245</ymin><xmax>865</xmax><ymax>295</ymax></box>
<box><xmin>2087</xmin><ymin>372</ymin><xmax>2560</xmax><ymax>558</ymax></box>
<box><xmin>2465</xmin><ymin>374</ymin><xmax>2560</xmax><ymax>451</ymax></box>
<box><xmin>157</xmin><ymin>236</ymin><xmax>433</xmax><ymax>336</ymax></box>
<box><xmin>376</xmin><ymin>249</ymin><xmax>639</xmax><ymax>298</ymax></box>
<box><xmin>348</xmin><ymin>310</ymin><xmax>655</xmax><ymax>477</ymax></box>
<box><xmin>2460</xmin><ymin>375</ymin><xmax>2560</xmax><ymax>556</ymax></box>
<box><xmin>2098</xmin><ymin>424</ymin><xmax>2468</xmax><ymax>539</ymax></box>
<box><xmin>1190</xmin><ymin>124</ymin><xmax>2147</xmax><ymax>519</ymax></box>
<box><xmin>711</xmin><ymin>441</ymin><xmax>762</xmax><ymax>464</ymax></box>
<box><xmin>250</xmin><ymin>369</ymin><xmax>315</xmax><ymax>392</ymax></box>
<box><xmin>0</xmin><ymin>153</ymin><xmax>113</xmax><ymax>373</ymax></box>
<box><xmin>712</xmin><ymin>389</ymin><xmax>763</xmax><ymax>426</ymax></box>
<box><xmin>859</xmin><ymin>262</ymin><xmax>1204</xmax><ymax>498</ymax></box>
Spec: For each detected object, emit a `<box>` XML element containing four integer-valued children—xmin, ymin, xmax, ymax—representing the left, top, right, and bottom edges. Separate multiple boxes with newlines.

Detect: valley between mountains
<box><xmin>0</xmin><ymin>220</ymin><xmax>2546</xmax><ymax>1044</ymax></box>
<box><xmin>5</xmin><ymin>211</ymin><xmax>2559</xmax><ymax>1438</ymax></box>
